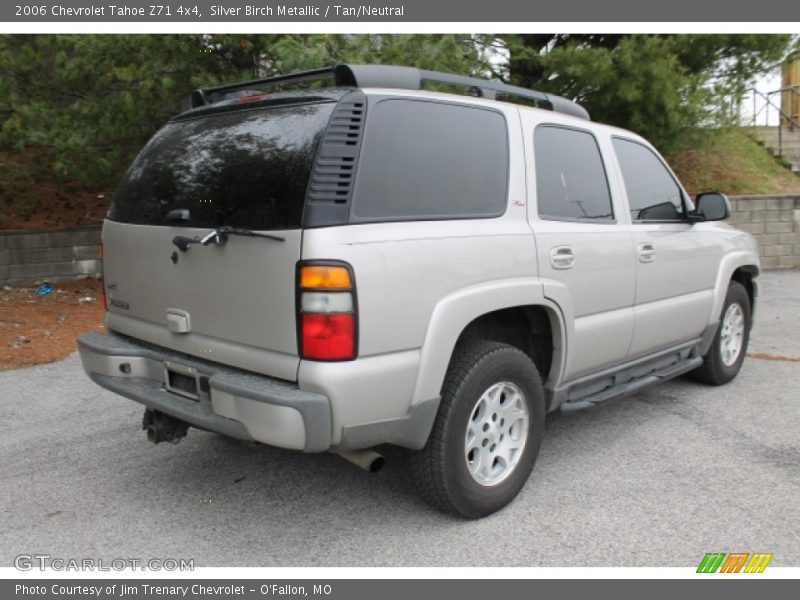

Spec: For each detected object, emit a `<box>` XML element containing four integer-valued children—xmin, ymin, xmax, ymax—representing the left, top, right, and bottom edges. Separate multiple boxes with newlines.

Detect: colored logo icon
<box><xmin>697</xmin><ymin>552</ymin><xmax>773</xmax><ymax>573</ymax></box>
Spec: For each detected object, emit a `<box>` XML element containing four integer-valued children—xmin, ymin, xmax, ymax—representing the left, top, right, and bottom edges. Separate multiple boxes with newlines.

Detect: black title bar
<box><xmin>4</xmin><ymin>0</ymin><xmax>800</xmax><ymax>22</ymax></box>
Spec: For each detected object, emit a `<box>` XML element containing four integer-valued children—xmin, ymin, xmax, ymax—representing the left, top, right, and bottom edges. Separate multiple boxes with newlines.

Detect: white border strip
<box><xmin>2</xmin><ymin>567</ymin><xmax>800</xmax><ymax>579</ymax></box>
<box><xmin>1</xmin><ymin>22</ymin><xmax>799</xmax><ymax>34</ymax></box>
<box><xmin>0</xmin><ymin>23</ymin><xmax>797</xmax><ymax>583</ymax></box>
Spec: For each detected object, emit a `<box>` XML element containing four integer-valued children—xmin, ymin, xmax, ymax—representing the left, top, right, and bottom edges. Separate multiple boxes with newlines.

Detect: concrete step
<box><xmin>755</xmin><ymin>138</ymin><xmax>800</xmax><ymax>148</ymax></box>
<box><xmin>751</xmin><ymin>126</ymin><xmax>800</xmax><ymax>133</ymax></box>
<box><xmin>746</xmin><ymin>128</ymin><xmax>800</xmax><ymax>176</ymax></box>
<box><xmin>751</xmin><ymin>132</ymin><xmax>800</xmax><ymax>144</ymax></box>
<box><xmin>752</xmin><ymin>137</ymin><xmax>800</xmax><ymax>148</ymax></box>
<box><xmin>763</xmin><ymin>146</ymin><xmax>800</xmax><ymax>156</ymax></box>
<box><xmin>743</xmin><ymin>127</ymin><xmax>800</xmax><ymax>176</ymax></box>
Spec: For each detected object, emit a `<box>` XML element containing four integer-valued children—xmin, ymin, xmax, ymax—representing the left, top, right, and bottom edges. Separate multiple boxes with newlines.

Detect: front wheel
<box><xmin>410</xmin><ymin>340</ymin><xmax>545</xmax><ymax>518</ymax></box>
<box><xmin>692</xmin><ymin>281</ymin><xmax>751</xmax><ymax>386</ymax></box>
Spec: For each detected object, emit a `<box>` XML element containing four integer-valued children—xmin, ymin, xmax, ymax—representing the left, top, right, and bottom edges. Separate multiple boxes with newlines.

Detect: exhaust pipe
<box><xmin>143</xmin><ymin>409</ymin><xmax>189</xmax><ymax>444</ymax></box>
<box><xmin>338</xmin><ymin>449</ymin><xmax>385</xmax><ymax>473</ymax></box>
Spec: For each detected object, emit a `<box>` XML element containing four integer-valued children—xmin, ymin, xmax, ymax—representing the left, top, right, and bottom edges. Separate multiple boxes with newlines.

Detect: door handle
<box><xmin>550</xmin><ymin>246</ymin><xmax>575</xmax><ymax>270</ymax></box>
<box><xmin>638</xmin><ymin>242</ymin><xmax>656</xmax><ymax>263</ymax></box>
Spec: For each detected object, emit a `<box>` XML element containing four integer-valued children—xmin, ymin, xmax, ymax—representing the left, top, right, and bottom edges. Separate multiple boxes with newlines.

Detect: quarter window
<box><xmin>612</xmin><ymin>138</ymin><xmax>685</xmax><ymax>221</ymax></box>
<box><xmin>351</xmin><ymin>99</ymin><xmax>509</xmax><ymax>220</ymax></box>
<box><xmin>534</xmin><ymin>126</ymin><xmax>614</xmax><ymax>221</ymax></box>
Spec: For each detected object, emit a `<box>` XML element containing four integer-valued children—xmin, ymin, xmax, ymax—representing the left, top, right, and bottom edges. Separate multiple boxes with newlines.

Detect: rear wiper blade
<box><xmin>202</xmin><ymin>227</ymin><xmax>285</xmax><ymax>244</ymax></box>
<box><xmin>172</xmin><ymin>226</ymin><xmax>285</xmax><ymax>252</ymax></box>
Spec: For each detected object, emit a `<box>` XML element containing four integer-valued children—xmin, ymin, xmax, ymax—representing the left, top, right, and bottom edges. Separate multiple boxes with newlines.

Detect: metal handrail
<box><xmin>745</xmin><ymin>86</ymin><xmax>800</xmax><ymax>157</ymax></box>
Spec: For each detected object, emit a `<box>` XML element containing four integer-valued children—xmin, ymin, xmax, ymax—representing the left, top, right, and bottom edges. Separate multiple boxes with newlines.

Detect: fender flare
<box><xmin>411</xmin><ymin>277</ymin><xmax>566</xmax><ymax>405</ymax></box>
<box><xmin>709</xmin><ymin>252</ymin><xmax>760</xmax><ymax>325</ymax></box>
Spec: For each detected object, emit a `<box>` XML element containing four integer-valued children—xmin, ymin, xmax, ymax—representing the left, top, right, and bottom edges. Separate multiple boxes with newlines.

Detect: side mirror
<box><xmin>693</xmin><ymin>192</ymin><xmax>731</xmax><ymax>222</ymax></box>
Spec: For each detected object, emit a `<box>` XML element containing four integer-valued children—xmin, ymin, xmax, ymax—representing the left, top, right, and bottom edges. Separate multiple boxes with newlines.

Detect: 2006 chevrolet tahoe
<box><xmin>78</xmin><ymin>64</ymin><xmax>759</xmax><ymax>517</ymax></box>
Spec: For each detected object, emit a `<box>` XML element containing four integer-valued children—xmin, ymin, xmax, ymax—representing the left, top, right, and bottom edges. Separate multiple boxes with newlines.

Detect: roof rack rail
<box><xmin>190</xmin><ymin>64</ymin><xmax>590</xmax><ymax>121</ymax></box>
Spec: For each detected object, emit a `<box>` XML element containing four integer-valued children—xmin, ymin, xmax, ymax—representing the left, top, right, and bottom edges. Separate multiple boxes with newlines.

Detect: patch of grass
<box><xmin>666</xmin><ymin>128</ymin><xmax>800</xmax><ymax>196</ymax></box>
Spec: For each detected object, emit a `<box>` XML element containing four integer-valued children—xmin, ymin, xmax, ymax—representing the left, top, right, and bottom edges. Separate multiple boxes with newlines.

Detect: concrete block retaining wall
<box><xmin>0</xmin><ymin>226</ymin><xmax>101</xmax><ymax>286</ymax></box>
<box><xmin>728</xmin><ymin>196</ymin><xmax>800</xmax><ymax>269</ymax></box>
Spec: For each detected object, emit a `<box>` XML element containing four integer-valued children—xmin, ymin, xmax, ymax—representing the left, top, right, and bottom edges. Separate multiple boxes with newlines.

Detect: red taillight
<box><xmin>297</xmin><ymin>262</ymin><xmax>357</xmax><ymax>361</ymax></box>
<box><xmin>301</xmin><ymin>314</ymin><xmax>355</xmax><ymax>360</ymax></box>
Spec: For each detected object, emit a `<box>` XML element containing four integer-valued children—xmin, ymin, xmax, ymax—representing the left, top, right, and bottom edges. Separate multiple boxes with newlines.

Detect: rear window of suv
<box><xmin>108</xmin><ymin>101</ymin><xmax>335</xmax><ymax>230</ymax></box>
<box><xmin>350</xmin><ymin>99</ymin><xmax>509</xmax><ymax>221</ymax></box>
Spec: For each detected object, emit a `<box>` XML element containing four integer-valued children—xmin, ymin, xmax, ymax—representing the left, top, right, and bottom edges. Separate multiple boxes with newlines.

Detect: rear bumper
<box><xmin>77</xmin><ymin>332</ymin><xmax>331</xmax><ymax>452</ymax></box>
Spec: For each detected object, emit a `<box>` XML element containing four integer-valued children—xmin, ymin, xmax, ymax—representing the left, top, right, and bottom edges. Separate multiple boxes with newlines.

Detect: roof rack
<box><xmin>190</xmin><ymin>64</ymin><xmax>590</xmax><ymax>121</ymax></box>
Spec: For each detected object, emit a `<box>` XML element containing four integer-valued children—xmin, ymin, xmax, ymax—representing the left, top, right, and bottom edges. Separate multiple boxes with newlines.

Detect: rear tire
<box><xmin>692</xmin><ymin>281</ymin><xmax>751</xmax><ymax>386</ymax></box>
<box><xmin>410</xmin><ymin>340</ymin><xmax>545</xmax><ymax>518</ymax></box>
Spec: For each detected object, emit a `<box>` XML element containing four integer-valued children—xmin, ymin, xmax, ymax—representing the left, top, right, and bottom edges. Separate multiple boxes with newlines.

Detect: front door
<box><xmin>610</xmin><ymin>137</ymin><xmax>720</xmax><ymax>358</ymax></box>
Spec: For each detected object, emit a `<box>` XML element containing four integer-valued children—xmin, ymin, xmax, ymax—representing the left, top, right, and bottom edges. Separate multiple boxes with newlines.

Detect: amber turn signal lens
<box><xmin>300</xmin><ymin>265</ymin><xmax>352</xmax><ymax>289</ymax></box>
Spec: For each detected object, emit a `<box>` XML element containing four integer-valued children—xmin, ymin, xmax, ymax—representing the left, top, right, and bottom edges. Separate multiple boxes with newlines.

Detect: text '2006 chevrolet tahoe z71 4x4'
<box><xmin>78</xmin><ymin>64</ymin><xmax>759</xmax><ymax>518</ymax></box>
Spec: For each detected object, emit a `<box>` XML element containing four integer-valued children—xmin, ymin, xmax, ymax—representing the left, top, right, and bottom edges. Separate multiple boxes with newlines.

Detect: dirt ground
<box><xmin>0</xmin><ymin>279</ymin><xmax>105</xmax><ymax>371</ymax></box>
<box><xmin>0</xmin><ymin>188</ymin><xmax>108</xmax><ymax>231</ymax></box>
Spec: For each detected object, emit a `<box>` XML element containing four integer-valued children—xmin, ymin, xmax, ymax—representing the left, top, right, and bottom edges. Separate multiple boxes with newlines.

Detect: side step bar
<box><xmin>559</xmin><ymin>355</ymin><xmax>703</xmax><ymax>413</ymax></box>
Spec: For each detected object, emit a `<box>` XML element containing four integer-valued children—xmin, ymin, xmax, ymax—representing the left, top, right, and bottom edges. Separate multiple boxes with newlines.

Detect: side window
<box><xmin>351</xmin><ymin>99</ymin><xmax>508</xmax><ymax>221</ymax></box>
<box><xmin>534</xmin><ymin>126</ymin><xmax>614</xmax><ymax>222</ymax></box>
<box><xmin>612</xmin><ymin>137</ymin><xmax>685</xmax><ymax>221</ymax></box>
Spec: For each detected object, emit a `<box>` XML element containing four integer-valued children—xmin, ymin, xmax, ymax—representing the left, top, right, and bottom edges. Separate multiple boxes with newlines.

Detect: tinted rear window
<box><xmin>109</xmin><ymin>102</ymin><xmax>335</xmax><ymax>229</ymax></box>
<box><xmin>351</xmin><ymin>99</ymin><xmax>508</xmax><ymax>220</ymax></box>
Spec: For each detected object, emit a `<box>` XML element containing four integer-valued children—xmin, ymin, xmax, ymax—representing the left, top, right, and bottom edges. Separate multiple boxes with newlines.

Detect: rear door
<box><xmin>524</xmin><ymin>119</ymin><xmax>637</xmax><ymax>381</ymax></box>
<box><xmin>102</xmin><ymin>100</ymin><xmax>337</xmax><ymax>381</ymax></box>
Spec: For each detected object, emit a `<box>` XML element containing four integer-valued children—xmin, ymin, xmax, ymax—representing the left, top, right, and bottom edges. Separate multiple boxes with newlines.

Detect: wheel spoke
<box><xmin>466</xmin><ymin>424</ymin><xmax>478</xmax><ymax>446</ymax></box>
<box><xmin>498</xmin><ymin>392</ymin><xmax>523</xmax><ymax>417</ymax></box>
<box><xmin>493</xmin><ymin>447</ymin><xmax>509</xmax><ymax>470</ymax></box>
<box><xmin>485</xmin><ymin>386</ymin><xmax>502</xmax><ymax>411</ymax></box>
<box><xmin>476</xmin><ymin>446</ymin><xmax>492</xmax><ymax>479</ymax></box>
<box><xmin>508</xmin><ymin>416</ymin><xmax>526</xmax><ymax>441</ymax></box>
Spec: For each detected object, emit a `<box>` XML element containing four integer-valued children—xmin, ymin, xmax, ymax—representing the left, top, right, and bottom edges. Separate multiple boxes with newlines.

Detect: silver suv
<box><xmin>78</xmin><ymin>64</ymin><xmax>759</xmax><ymax>518</ymax></box>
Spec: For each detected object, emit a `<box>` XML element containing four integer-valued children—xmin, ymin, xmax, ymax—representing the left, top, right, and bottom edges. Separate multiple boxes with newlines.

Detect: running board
<box><xmin>559</xmin><ymin>355</ymin><xmax>703</xmax><ymax>413</ymax></box>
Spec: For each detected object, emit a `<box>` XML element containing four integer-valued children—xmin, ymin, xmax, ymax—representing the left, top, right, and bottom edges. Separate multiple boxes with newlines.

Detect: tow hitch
<box><xmin>142</xmin><ymin>409</ymin><xmax>189</xmax><ymax>444</ymax></box>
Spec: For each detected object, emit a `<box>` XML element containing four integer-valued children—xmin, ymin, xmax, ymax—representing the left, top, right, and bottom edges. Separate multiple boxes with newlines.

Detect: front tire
<box><xmin>410</xmin><ymin>340</ymin><xmax>545</xmax><ymax>518</ymax></box>
<box><xmin>692</xmin><ymin>281</ymin><xmax>751</xmax><ymax>386</ymax></box>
